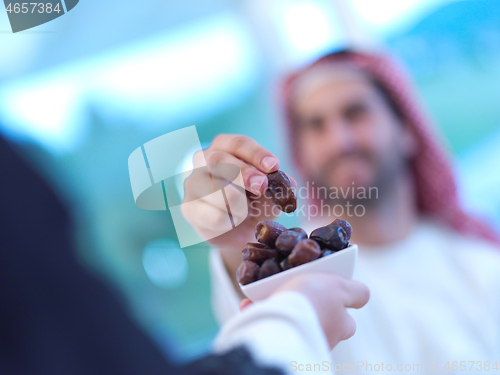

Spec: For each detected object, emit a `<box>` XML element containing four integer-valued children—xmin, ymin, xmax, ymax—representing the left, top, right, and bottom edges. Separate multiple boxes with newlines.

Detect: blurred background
<box><xmin>1</xmin><ymin>0</ymin><xmax>499</xmax><ymax>363</ymax></box>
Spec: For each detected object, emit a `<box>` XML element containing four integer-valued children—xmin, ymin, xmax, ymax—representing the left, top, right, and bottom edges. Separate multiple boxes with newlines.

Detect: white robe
<box><xmin>210</xmin><ymin>218</ymin><xmax>500</xmax><ymax>374</ymax></box>
<box><xmin>213</xmin><ymin>291</ymin><xmax>334</xmax><ymax>374</ymax></box>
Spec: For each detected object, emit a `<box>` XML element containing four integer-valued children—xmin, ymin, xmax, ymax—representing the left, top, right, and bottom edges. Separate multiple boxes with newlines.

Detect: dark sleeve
<box><xmin>181</xmin><ymin>346</ymin><xmax>283</xmax><ymax>375</ymax></box>
<box><xmin>0</xmin><ymin>135</ymin><xmax>283</xmax><ymax>375</ymax></box>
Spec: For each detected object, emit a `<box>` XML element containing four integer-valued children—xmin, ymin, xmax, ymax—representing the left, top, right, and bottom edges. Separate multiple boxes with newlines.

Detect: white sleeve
<box><xmin>213</xmin><ymin>291</ymin><xmax>334</xmax><ymax>375</ymax></box>
<box><xmin>209</xmin><ymin>247</ymin><xmax>241</xmax><ymax>325</ymax></box>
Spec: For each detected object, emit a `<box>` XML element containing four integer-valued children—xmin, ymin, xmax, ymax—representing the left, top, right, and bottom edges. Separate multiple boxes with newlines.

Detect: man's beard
<box><xmin>308</xmin><ymin>151</ymin><xmax>406</xmax><ymax>208</ymax></box>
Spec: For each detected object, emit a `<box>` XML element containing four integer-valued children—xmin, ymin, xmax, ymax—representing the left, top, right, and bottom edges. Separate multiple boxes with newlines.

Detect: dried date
<box><xmin>266</xmin><ymin>171</ymin><xmax>297</xmax><ymax>213</ymax></box>
<box><xmin>321</xmin><ymin>249</ymin><xmax>335</xmax><ymax>257</ymax></box>
<box><xmin>310</xmin><ymin>225</ymin><xmax>348</xmax><ymax>251</ymax></box>
<box><xmin>242</xmin><ymin>243</ymin><xmax>278</xmax><ymax>264</ymax></box>
<box><xmin>275</xmin><ymin>228</ymin><xmax>308</xmax><ymax>255</ymax></box>
<box><xmin>330</xmin><ymin>218</ymin><xmax>353</xmax><ymax>241</ymax></box>
<box><xmin>288</xmin><ymin>239</ymin><xmax>321</xmax><ymax>267</ymax></box>
<box><xmin>258</xmin><ymin>258</ymin><xmax>281</xmax><ymax>280</ymax></box>
<box><xmin>236</xmin><ymin>260</ymin><xmax>260</xmax><ymax>285</ymax></box>
<box><xmin>280</xmin><ymin>257</ymin><xmax>292</xmax><ymax>271</ymax></box>
<box><xmin>255</xmin><ymin>220</ymin><xmax>286</xmax><ymax>248</ymax></box>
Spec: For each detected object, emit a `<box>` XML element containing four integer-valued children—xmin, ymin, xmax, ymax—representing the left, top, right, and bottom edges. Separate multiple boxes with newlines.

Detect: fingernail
<box><xmin>249</xmin><ymin>175</ymin><xmax>266</xmax><ymax>193</ymax></box>
<box><xmin>262</xmin><ymin>156</ymin><xmax>278</xmax><ymax>171</ymax></box>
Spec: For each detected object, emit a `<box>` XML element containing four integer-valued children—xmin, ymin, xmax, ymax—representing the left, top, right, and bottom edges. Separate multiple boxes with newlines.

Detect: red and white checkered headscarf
<box><xmin>280</xmin><ymin>49</ymin><xmax>499</xmax><ymax>244</ymax></box>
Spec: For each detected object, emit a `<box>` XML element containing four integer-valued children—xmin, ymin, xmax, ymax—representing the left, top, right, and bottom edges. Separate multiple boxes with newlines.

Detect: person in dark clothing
<box><xmin>0</xmin><ymin>134</ymin><xmax>282</xmax><ymax>375</ymax></box>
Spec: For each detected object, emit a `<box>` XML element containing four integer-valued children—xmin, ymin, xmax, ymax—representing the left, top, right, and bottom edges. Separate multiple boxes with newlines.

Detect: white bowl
<box><xmin>240</xmin><ymin>244</ymin><xmax>358</xmax><ymax>301</ymax></box>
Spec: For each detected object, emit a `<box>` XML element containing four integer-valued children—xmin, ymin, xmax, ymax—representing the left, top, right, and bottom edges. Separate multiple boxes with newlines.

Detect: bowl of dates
<box><xmin>237</xmin><ymin>218</ymin><xmax>357</xmax><ymax>301</ymax></box>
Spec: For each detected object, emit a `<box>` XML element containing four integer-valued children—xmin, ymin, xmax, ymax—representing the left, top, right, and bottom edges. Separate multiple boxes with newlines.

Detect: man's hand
<box><xmin>181</xmin><ymin>134</ymin><xmax>296</xmax><ymax>289</ymax></box>
<box><xmin>241</xmin><ymin>274</ymin><xmax>370</xmax><ymax>349</ymax></box>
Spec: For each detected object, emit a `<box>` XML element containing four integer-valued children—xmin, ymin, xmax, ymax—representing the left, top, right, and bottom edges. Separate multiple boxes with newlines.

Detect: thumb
<box><xmin>239</xmin><ymin>299</ymin><xmax>253</xmax><ymax>311</ymax></box>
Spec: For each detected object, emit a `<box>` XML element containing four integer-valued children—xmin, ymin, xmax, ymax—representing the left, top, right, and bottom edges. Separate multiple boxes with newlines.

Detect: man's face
<box><xmin>293</xmin><ymin>66</ymin><xmax>414</xmax><ymax>199</ymax></box>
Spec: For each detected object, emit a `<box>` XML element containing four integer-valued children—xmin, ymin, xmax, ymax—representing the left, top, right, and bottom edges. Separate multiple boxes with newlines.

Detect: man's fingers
<box><xmin>211</xmin><ymin>134</ymin><xmax>280</xmax><ymax>175</ymax></box>
<box><xmin>240</xmin><ymin>299</ymin><xmax>253</xmax><ymax>311</ymax></box>
<box><xmin>341</xmin><ymin>279</ymin><xmax>370</xmax><ymax>309</ymax></box>
<box><xmin>181</xmin><ymin>196</ymin><xmax>231</xmax><ymax>231</ymax></box>
<box><xmin>341</xmin><ymin>313</ymin><xmax>357</xmax><ymax>341</ymax></box>
<box><xmin>204</xmin><ymin>149</ymin><xmax>269</xmax><ymax>195</ymax></box>
<box><xmin>222</xmin><ymin>182</ymin><xmax>250</xmax><ymax>224</ymax></box>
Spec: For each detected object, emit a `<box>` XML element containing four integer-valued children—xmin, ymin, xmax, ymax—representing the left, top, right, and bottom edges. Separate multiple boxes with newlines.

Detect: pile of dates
<box><xmin>236</xmin><ymin>218</ymin><xmax>353</xmax><ymax>285</ymax></box>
